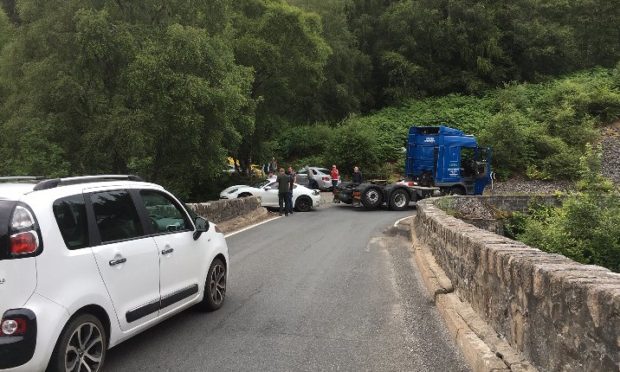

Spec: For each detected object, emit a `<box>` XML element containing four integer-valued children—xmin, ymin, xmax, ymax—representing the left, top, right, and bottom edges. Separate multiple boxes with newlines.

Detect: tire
<box><xmin>238</xmin><ymin>192</ymin><xmax>252</xmax><ymax>198</ymax></box>
<box><xmin>361</xmin><ymin>187</ymin><xmax>383</xmax><ymax>209</ymax></box>
<box><xmin>48</xmin><ymin>313</ymin><xmax>107</xmax><ymax>372</ymax></box>
<box><xmin>389</xmin><ymin>189</ymin><xmax>410</xmax><ymax>211</ymax></box>
<box><xmin>198</xmin><ymin>258</ymin><xmax>227</xmax><ymax>312</ymax></box>
<box><xmin>450</xmin><ymin>186</ymin><xmax>466</xmax><ymax>195</ymax></box>
<box><xmin>295</xmin><ymin>196</ymin><xmax>313</xmax><ymax>212</ymax></box>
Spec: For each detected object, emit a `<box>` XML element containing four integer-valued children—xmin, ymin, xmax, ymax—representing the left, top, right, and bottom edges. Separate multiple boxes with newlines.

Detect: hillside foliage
<box><xmin>505</xmin><ymin>146</ymin><xmax>620</xmax><ymax>272</ymax></box>
<box><xmin>0</xmin><ymin>0</ymin><xmax>619</xmax><ymax>199</ymax></box>
<box><xmin>278</xmin><ymin>67</ymin><xmax>620</xmax><ymax>180</ymax></box>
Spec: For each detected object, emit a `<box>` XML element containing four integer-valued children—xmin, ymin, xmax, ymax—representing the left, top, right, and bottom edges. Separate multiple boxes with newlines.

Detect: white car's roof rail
<box><xmin>0</xmin><ymin>176</ymin><xmax>45</xmax><ymax>183</ymax></box>
<box><xmin>33</xmin><ymin>175</ymin><xmax>144</xmax><ymax>191</ymax></box>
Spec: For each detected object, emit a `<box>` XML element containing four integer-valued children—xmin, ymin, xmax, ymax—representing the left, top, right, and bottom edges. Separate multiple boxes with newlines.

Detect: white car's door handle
<box><xmin>109</xmin><ymin>257</ymin><xmax>127</xmax><ymax>266</ymax></box>
<box><xmin>161</xmin><ymin>248</ymin><xmax>174</xmax><ymax>255</ymax></box>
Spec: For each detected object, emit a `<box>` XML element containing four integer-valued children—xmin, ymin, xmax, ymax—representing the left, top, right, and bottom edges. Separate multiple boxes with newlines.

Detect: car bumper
<box><xmin>0</xmin><ymin>294</ymin><xmax>70</xmax><ymax>372</ymax></box>
<box><xmin>0</xmin><ymin>309</ymin><xmax>37</xmax><ymax>369</ymax></box>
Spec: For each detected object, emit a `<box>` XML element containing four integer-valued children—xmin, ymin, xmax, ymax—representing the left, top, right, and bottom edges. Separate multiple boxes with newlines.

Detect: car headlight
<box><xmin>228</xmin><ymin>188</ymin><xmax>238</xmax><ymax>194</ymax></box>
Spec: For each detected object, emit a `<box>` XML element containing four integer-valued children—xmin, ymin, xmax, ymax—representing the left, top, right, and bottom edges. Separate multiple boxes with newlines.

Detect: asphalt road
<box><xmin>104</xmin><ymin>202</ymin><xmax>470</xmax><ymax>372</ymax></box>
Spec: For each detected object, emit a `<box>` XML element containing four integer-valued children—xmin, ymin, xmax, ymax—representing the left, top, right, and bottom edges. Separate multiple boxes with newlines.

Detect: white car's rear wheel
<box><xmin>49</xmin><ymin>314</ymin><xmax>107</xmax><ymax>372</ymax></box>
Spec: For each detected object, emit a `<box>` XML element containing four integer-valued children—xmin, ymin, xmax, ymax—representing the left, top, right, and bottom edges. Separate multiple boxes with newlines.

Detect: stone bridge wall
<box><xmin>414</xmin><ymin>196</ymin><xmax>619</xmax><ymax>372</ymax></box>
<box><xmin>187</xmin><ymin>196</ymin><xmax>261</xmax><ymax>224</ymax></box>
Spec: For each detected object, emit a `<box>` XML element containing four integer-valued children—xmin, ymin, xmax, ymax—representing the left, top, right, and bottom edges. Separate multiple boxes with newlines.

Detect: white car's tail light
<box><xmin>10</xmin><ymin>206</ymin><xmax>35</xmax><ymax>230</ymax></box>
<box><xmin>6</xmin><ymin>204</ymin><xmax>42</xmax><ymax>258</ymax></box>
<box><xmin>10</xmin><ymin>231</ymin><xmax>39</xmax><ymax>255</ymax></box>
<box><xmin>0</xmin><ymin>318</ymin><xmax>27</xmax><ymax>336</ymax></box>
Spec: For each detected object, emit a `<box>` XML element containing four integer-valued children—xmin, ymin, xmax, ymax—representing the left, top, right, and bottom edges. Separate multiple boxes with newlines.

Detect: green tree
<box><xmin>288</xmin><ymin>0</ymin><xmax>372</xmax><ymax>120</ymax></box>
<box><xmin>231</xmin><ymin>0</ymin><xmax>331</xmax><ymax>168</ymax></box>
<box><xmin>0</xmin><ymin>0</ymin><xmax>255</xmax><ymax>199</ymax></box>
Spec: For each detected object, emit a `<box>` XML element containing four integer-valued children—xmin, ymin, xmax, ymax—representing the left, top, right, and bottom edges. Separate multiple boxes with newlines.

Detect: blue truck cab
<box><xmin>406</xmin><ymin>126</ymin><xmax>491</xmax><ymax>195</ymax></box>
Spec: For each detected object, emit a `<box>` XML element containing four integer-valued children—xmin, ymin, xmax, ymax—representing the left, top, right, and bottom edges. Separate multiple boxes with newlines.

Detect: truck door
<box><xmin>439</xmin><ymin>146</ymin><xmax>461</xmax><ymax>184</ymax></box>
<box><xmin>460</xmin><ymin>147</ymin><xmax>476</xmax><ymax>193</ymax></box>
<box><xmin>473</xmin><ymin>147</ymin><xmax>491</xmax><ymax>195</ymax></box>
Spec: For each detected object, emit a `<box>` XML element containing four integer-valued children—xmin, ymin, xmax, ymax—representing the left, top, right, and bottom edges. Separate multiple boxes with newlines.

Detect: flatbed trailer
<box><xmin>335</xmin><ymin>181</ymin><xmax>439</xmax><ymax>210</ymax></box>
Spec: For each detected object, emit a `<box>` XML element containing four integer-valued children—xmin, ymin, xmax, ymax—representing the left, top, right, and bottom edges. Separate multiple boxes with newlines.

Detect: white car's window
<box><xmin>312</xmin><ymin>169</ymin><xmax>318</xmax><ymax>175</ymax></box>
<box><xmin>139</xmin><ymin>190</ymin><xmax>191</xmax><ymax>234</ymax></box>
<box><xmin>91</xmin><ymin>190</ymin><xmax>145</xmax><ymax>243</ymax></box>
<box><xmin>317</xmin><ymin>168</ymin><xmax>329</xmax><ymax>174</ymax></box>
<box><xmin>53</xmin><ymin>194</ymin><xmax>89</xmax><ymax>250</ymax></box>
<box><xmin>253</xmin><ymin>180</ymin><xmax>271</xmax><ymax>188</ymax></box>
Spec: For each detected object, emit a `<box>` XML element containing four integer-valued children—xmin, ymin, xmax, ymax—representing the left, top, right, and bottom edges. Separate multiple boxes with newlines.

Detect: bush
<box><xmin>479</xmin><ymin>111</ymin><xmax>537</xmax><ymax>178</ymax></box>
<box><xmin>274</xmin><ymin>124</ymin><xmax>332</xmax><ymax>161</ymax></box>
<box><xmin>515</xmin><ymin>147</ymin><xmax>620</xmax><ymax>272</ymax></box>
<box><xmin>327</xmin><ymin>122</ymin><xmax>380</xmax><ymax>175</ymax></box>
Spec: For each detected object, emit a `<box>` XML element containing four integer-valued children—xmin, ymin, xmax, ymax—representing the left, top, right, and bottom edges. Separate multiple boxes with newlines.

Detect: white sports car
<box><xmin>220</xmin><ymin>179</ymin><xmax>321</xmax><ymax>212</ymax></box>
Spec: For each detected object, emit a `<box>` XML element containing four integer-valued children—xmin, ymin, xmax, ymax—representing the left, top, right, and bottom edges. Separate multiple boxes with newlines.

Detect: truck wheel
<box><xmin>389</xmin><ymin>189</ymin><xmax>410</xmax><ymax>211</ymax></box>
<box><xmin>361</xmin><ymin>187</ymin><xmax>383</xmax><ymax>209</ymax></box>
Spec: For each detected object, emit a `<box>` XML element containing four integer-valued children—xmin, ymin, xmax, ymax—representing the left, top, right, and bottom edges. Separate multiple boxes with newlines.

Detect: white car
<box><xmin>0</xmin><ymin>175</ymin><xmax>228</xmax><ymax>372</ymax></box>
<box><xmin>296</xmin><ymin>167</ymin><xmax>338</xmax><ymax>190</ymax></box>
<box><xmin>220</xmin><ymin>179</ymin><xmax>320</xmax><ymax>212</ymax></box>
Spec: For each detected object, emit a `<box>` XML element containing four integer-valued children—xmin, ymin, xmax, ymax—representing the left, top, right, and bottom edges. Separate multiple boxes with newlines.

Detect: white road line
<box><xmin>393</xmin><ymin>216</ymin><xmax>412</xmax><ymax>228</ymax></box>
<box><xmin>224</xmin><ymin>216</ymin><xmax>282</xmax><ymax>238</ymax></box>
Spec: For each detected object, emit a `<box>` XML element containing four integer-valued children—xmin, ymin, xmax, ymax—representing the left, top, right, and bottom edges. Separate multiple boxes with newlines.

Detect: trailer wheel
<box><xmin>361</xmin><ymin>187</ymin><xmax>383</xmax><ymax>209</ymax></box>
<box><xmin>389</xmin><ymin>189</ymin><xmax>410</xmax><ymax>211</ymax></box>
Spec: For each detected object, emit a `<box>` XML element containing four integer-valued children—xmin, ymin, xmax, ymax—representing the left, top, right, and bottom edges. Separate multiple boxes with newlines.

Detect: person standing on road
<box><xmin>287</xmin><ymin>166</ymin><xmax>296</xmax><ymax>215</ymax></box>
<box><xmin>331</xmin><ymin>164</ymin><xmax>340</xmax><ymax>203</ymax></box>
<box><xmin>352</xmin><ymin>166</ymin><xmax>363</xmax><ymax>184</ymax></box>
<box><xmin>276</xmin><ymin>168</ymin><xmax>291</xmax><ymax>216</ymax></box>
<box><xmin>330</xmin><ymin>164</ymin><xmax>339</xmax><ymax>189</ymax></box>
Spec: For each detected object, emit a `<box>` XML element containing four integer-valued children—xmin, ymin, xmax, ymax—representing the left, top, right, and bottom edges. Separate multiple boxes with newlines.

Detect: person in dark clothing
<box><xmin>276</xmin><ymin>168</ymin><xmax>290</xmax><ymax>216</ymax></box>
<box><xmin>352</xmin><ymin>166</ymin><xmax>363</xmax><ymax>184</ymax></box>
<box><xmin>287</xmin><ymin>166</ymin><xmax>296</xmax><ymax>215</ymax></box>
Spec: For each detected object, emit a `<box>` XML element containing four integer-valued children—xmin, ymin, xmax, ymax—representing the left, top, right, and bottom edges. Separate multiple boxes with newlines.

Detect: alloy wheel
<box><xmin>64</xmin><ymin>322</ymin><xmax>103</xmax><ymax>372</ymax></box>
<box><xmin>209</xmin><ymin>263</ymin><xmax>226</xmax><ymax>305</ymax></box>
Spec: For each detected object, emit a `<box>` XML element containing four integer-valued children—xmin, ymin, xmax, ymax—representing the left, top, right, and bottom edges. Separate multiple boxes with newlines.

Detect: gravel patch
<box><xmin>487</xmin><ymin>179</ymin><xmax>574</xmax><ymax>195</ymax></box>
<box><xmin>601</xmin><ymin>122</ymin><xmax>620</xmax><ymax>185</ymax></box>
<box><xmin>450</xmin><ymin>198</ymin><xmax>495</xmax><ymax>220</ymax></box>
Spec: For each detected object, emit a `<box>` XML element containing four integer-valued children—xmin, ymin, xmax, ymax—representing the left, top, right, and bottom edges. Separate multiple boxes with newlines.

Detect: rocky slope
<box><xmin>488</xmin><ymin>123</ymin><xmax>620</xmax><ymax>194</ymax></box>
<box><xmin>601</xmin><ymin>122</ymin><xmax>620</xmax><ymax>184</ymax></box>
